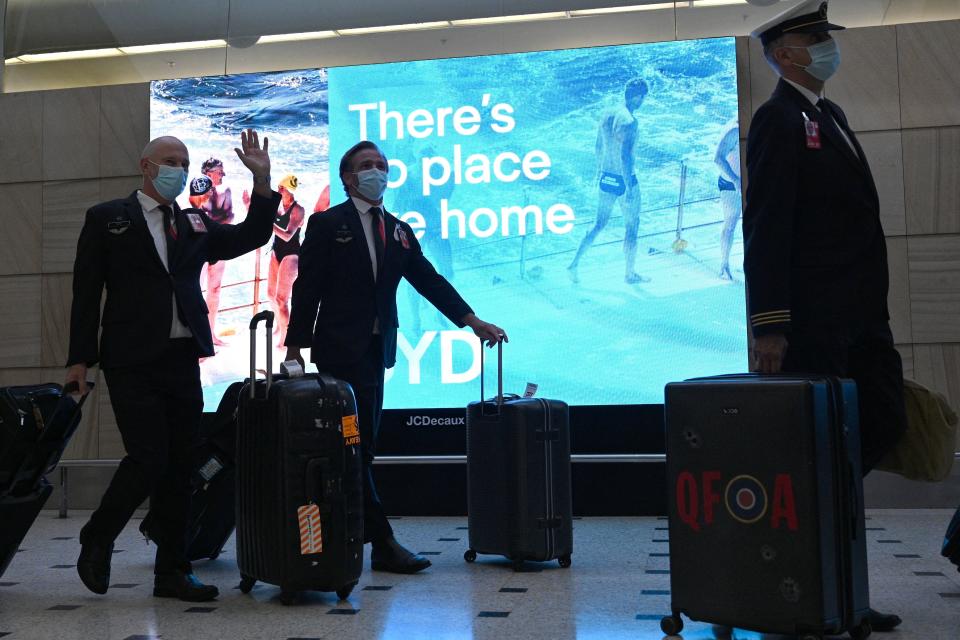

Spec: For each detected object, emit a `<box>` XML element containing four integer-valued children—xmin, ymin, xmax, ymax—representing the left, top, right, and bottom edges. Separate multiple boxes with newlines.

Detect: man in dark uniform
<box><xmin>64</xmin><ymin>130</ymin><xmax>280</xmax><ymax>601</ymax></box>
<box><xmin>284</xmin><ymin>141</ymin><xmax>506</xmax><ymax>574</ymax></box>
<box><xmin>745</xmin><ymin>1</ymin><xmax>906</xmax><ymax>631</ymax></box>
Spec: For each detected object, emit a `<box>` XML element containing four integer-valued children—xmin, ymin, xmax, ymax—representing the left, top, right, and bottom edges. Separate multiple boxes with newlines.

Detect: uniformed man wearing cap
<box><xmin>745</xmin><ymin>1</ymin><xmax>906</xmax><ymax>630</ymax></box>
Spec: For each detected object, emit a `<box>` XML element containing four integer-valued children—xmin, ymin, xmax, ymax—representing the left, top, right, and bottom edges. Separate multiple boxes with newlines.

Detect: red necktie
<box><xmin>371</xmin><ymin>207</ymin><xmax>385</xmax><ymax>268</ymax></box>
<box><xmin>160</xmin><ymin>204</ymin><xmax>178</xmax><ymax>240</ymax></box>
<box><xmin>157</xmin><ymin>205</ymin><xmax>187</xmax><ymax>325</ymax></box>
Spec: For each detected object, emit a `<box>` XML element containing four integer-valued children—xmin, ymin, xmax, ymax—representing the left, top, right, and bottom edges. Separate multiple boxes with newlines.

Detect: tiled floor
<box><xmin>0</xmin><ymin>510</ymin><xmax>957</xmax><ymax>639</ymax></box>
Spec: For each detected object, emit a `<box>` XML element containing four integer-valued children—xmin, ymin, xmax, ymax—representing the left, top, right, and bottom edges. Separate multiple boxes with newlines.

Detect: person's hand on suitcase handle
<box><xmin>751</xmin><ymin>333</ymin><xmax>788</xmax><ymax>374</ymax></box>
<box><xmin>64</xmin><ymin>364</ymin><xmax>94</xmax><ymax>397</ymax></box>
<box><xmin>462</xmin><ymin>313</ymin><xmax>508</xmax><ymax>348</ymax></box>
<box><xmin>284</xmin><ymin>347</ymin><xmax>305</xmax><ymax>370</ymax></box>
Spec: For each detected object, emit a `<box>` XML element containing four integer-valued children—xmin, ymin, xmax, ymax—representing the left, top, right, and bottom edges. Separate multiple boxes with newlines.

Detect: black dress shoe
<box><xmin>77</xmin><ymin>540</ymin><xmax>113</xmax><ymax>595</ymax></box>
<box><xmin>868</xmin><ymin>607</ymin><xmax>903</xmax><ymax>632</ymax></box>
<box><xmin>153</xmin><ymin>571</ymin><xmax>219</xmax><ymax>602</ymax></box>
<box><xmin>371</xmin><ymin>536</ymin><xmax>432</xmax><ymax>574</ymax></box>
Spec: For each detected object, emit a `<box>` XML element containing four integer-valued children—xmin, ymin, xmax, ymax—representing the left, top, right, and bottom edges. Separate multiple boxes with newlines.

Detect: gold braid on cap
<box><xmin>783</xmin><ymin>18</ymin><xmax>828</xmax><ymax>32</ymax></box>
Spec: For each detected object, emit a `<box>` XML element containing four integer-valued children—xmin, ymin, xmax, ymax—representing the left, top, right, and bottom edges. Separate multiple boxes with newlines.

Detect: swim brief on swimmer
<box><xmin>599</xmin><ymin>172</ymin><xmax>627</xmax><ymax>196</ymax></box>
<box><xmin>718</xmin><ymin>176</ymin><xmax>738</xmax><ymax>192</ymax></box>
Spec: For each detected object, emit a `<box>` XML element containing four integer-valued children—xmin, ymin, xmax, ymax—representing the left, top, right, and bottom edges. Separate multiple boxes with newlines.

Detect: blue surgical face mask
<box><xmin>788</xmin><ymin>38</ymin><xmax>841</xmax><ymax>82</ymax></box>
<box><xmin>354</xmin><ymin>168</ymin><xmax>388</xmax><ymax>201</ymax></box>
<box><xmin>148</xmin><ymin>161</ymin><xmax>188</xmax><ymax>201</ymax></box>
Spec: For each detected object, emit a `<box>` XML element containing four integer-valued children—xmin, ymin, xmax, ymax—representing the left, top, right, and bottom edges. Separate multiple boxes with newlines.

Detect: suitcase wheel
<box><xmin>660</xmin><ymin>614</ymin><xmax>683</xmax><ymax>636</ymax></box>
<box><xmin>239</xmin><ymin>575</ymin><xmax>256</xmax><ymax>594</ymax></box>
<box><xmin>558</xmin><ymin>555</ymin><xmax>572</xmax><ymax>569</ymax></box>
<box><xmin>511</xmin><ymin>559</ymin><xmax>525</xmax><ymax>572</ymax></box>
<box><xmin>463</xmin><ymin>549</ymin><xmax>477</xmax><ymax>563</ymax></box>
<box><xmin>280</xmin><ymin>590</ymin><xmax>296</xmax><ymax>606</ymax></box>
<box><xmin>336</xmin><ymin>584</ymin><xmax>354</xmax><ymax>601</ymax></box>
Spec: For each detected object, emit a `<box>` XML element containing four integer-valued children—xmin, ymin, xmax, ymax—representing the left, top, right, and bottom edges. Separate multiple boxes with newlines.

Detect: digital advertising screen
<box><xmin>150</xmin><ymin>36</ymin><xmax>747</xmax><ymax>411</ymax></box>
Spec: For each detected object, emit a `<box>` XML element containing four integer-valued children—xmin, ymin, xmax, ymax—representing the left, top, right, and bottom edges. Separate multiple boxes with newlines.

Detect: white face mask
<box><xmin>354</xmin><ymin>168</ymin><xmax>388</xmax><ymax>201</ymax></box>
<box><xmin>786</xmin><ymin>39</ymin><xmax>841</xmax><ymax>82</ymax></box>
<box><xmin>147</xmin><ymin>160</ymin><xmax>188</xmax><ymax>201</ymax></box>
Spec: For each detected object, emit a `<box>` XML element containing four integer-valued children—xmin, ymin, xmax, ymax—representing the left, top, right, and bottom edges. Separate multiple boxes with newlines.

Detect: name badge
<box><xmin>187</xmin><ymin>213</ymin><xmax>207</xmax><ymax>233</ymax></box>
<box><xmin>802</xmin><ymin>113</ymin><xmax>821</xmax><ymax>150</ymax></box>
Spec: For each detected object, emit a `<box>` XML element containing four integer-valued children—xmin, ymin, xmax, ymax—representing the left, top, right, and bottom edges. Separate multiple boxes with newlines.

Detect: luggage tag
<box><xmin>335</xmin><ymin>224</ymin><xmax>353</xmax><ymax>244</ymax></box>
<box><xmin>802</xmin><ymin>112</ymin><xmax>821</xmax><ymax>150</ymax></box>
<box><xmin>106</xmin><ymin>217</ymin><xmax>131</xmax><ymax>235</ymax></box>
<box><xmin>342</xmin><ymin>414</ymin><xmax>361</xmax><ymax>446</ymax></box>
<box><xmin>186</xmin><ymin>213</ymin><xmax>208</xmax><ymax>233</ymax></box>
<box><xmin>198</xmin><ymin>455</ymin><xmax>224</xmax><ymax>483</ymax></box>
<box><xmin>297</xmin><ymin>504</ymin><xmax>323</xmax><ymax>555</ymax></box>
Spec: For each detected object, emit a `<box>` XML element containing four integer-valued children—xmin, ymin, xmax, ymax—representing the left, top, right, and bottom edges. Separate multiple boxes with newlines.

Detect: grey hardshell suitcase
<box><xmin>464</xmin><ymin>343</ymin><xmax>573</xmax><ymax>570</ymax></box>
<box><xmin>662</xmin><ymin>374</ymin><xmax>871</xmax><ymax>640</ymax></box>
<box><xmin>235</xmin><ymin>311</ymin><xmax>364</xmax><ymax>605</ymax></box>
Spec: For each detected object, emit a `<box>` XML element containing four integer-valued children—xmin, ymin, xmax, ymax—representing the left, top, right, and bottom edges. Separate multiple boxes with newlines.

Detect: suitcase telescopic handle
<box><xmin>249</xmin><ymin>311</ymin><xmax>274</xmax><ymax>399</ymax></box>
<box><xmin>479</xmin><ymin>339</ymin><xmax>504</xmax><ymax>415</ymax></box>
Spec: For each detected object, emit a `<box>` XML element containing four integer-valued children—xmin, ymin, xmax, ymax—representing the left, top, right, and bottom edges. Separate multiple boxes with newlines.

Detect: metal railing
<box><xmin>203</xmin><ymin>247</ymin><xmax>268</xmax><ymax>317</ymax></box>
<box><xmin>52</xmin><ymin>452</ymin><xmax>960</xmax><ymax>518</ymax></box>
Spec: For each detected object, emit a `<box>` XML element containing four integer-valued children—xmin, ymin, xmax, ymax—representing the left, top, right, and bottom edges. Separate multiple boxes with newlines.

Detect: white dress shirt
<box><xmin>783</xmin><ymin>78</ymin><xmax>857</xmax><ymax>155</ymax></box>
<box><xmin>351</xmin><ymin>196</ymin><xmax>381</xmax><ymax>277</ymax></box>
<box><xmin>136</xmin><ymin>191</ymin><xmax>193</xmax><ymax>339</ymax></box>
<box><xmin>351</xmin><ymin>196</ymin><xmax>383</xmax><ymax>334</ymax></box>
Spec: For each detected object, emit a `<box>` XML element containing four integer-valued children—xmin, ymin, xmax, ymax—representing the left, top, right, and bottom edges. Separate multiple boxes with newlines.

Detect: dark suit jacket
<box><xmin>743</xmin><ymin>79</ymin><xmax>889</xmax><ymax>337</ymax></box>
<box><xmin>286</xmin><ymin>199</ymin><xmax>473</xmax><ymax>369</ymax></box>
<box><xmin>67</xmin><ymin>189</ymin><xmax>281</xmax><ymax>368</ymax></box>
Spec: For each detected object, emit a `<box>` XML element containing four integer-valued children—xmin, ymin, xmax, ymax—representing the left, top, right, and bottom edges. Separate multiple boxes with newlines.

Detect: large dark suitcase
<box><xmin>662</xmin><ymin>374</ymin><xmax>871</xmax><ymax>640</ymax></box>
<box><xmin>1</xmin><ymin>482</ymin><xmax>53</xmax><ymax>577</ymax></box>
<box><xmin>943</xmin><ymin>508</ymin><xmax>960</xmax><ymax>572</ymax></box>
<box><xmin>464</xmin><ymin>343</ymin><xmax>573</xmax><ymax>570</ymax></box>
<box><xmin>140</xmin><ymin>381</ymin><xmax>243</xmax><ymax>561</ymax></box>
<box><xmin>0</xmin><ymin>382</ymin><xmax>89</xmax><ymax>577</ymax></box>
<box><xmin>235</xmin><ymin>311</ymin><xmax>364</xmax><ymax>605</ymax></box>
<box><xmin>1</xmin><ymin>382</ymin><xmax>88</xmax><ymax>496</ymax></box>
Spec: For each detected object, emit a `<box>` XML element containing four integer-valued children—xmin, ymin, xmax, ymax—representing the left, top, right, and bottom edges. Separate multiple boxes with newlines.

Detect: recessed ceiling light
<box><xmin>257</xmin><ymin>31</ymin><xmax>339</xmax><ymax>43</ymax></box>
<box><xmin>337</xmin><ymin>21</ymin><xmax>451</xmax><ymax>35</ymax></box>
<box><xmin>118</xmin><ymin>40</ymin><xmax>227</xmax><ymax>55</ymax></box>
<box><xmin>18</xmin><ymin>48</ymin><xmax>123</xmax><ymax>62</ymax></box>
<box><xmin>570</xmin><ymin>3</ymin><xmax>675</xmax><ymax>16</ymax></box>
<box><xmin>681</xmin><ymin>0</ymin><xmax>749</xmax><ymax>7</ymax></box>
<box><xmin>451</xmin><ymin>12</ymin><xmax>569</xmax><ymax>26</ymax></box>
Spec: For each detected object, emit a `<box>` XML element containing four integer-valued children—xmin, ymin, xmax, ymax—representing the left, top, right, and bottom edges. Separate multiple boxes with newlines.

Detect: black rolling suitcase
<box><xmin>1</xmin><ymin>382</ymin><xmax>90</xmax><ymax>577</ymax></box>
<box><xmin>141</xmin><ymin>381</ymin><xmax>243</xmax><ymax>561</ymax></box>
<box><xmin>236</xmin><ymin>311</ymin><xmax>364</xmax><ymax>605</ymax></box>
<box><xmin>464</xmin><ymin>343</ymin><xmax>573</xmax><ymax>570</ymax></box>
<box><xmin>662</xmin><ymin>374</ymin><xmax>871</xmax><ymax>640</ymax></box>
<box><xmin>943</xmin><ymin>508</ymin><xmax>960</xmax><ymax>572</ymax></box>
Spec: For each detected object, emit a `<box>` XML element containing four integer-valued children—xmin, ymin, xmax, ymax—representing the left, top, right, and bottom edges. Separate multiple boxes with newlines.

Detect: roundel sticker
<box><xmin>725</xmin><ymin>475</ymin><xmax>768</xmax><ymax>524</ymax></box>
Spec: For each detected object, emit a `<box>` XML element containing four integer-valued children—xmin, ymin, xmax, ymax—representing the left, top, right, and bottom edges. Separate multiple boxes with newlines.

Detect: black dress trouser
<box><xmin>322</xmin><ymin>335</ymin><xmax>393</xmax><ymax>545</ymax></box>
<box><xmin>781</xmin><ymin>320</ymin><xmax>908</xmax><ymax>475</ymax></box>
<box><xmin>80</xmin><ymin>338</ymin><xmax>202</xmax><ymax>574</ymax></box>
